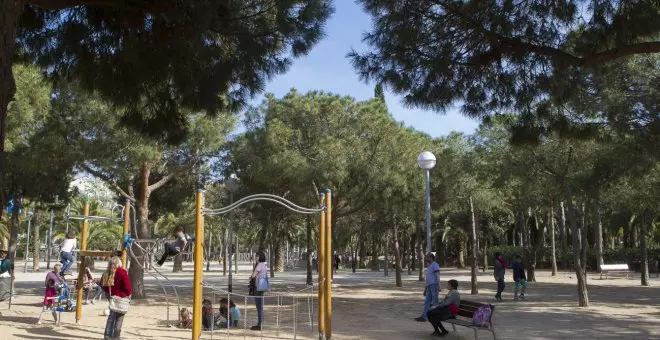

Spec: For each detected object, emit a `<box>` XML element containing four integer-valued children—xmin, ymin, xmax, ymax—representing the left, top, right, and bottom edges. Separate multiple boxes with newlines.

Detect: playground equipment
<box><xmin>192</xmin><ymin>190</ymin><xmax>333</xmax><ymax>340</ymax></box>
<box><xmin>65</xmin><ymin>200</ymin><xmax>132</xmax><ymax>323</ymax></box>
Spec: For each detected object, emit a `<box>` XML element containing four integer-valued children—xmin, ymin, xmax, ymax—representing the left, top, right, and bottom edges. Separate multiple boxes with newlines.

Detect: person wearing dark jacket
<box><xmin>512</xmin><ymin>255</ymin><xmax>527</xmax><ymax>300</ymax></box>
<box><xmin>493</xmin><ymin>252</ymin><xmax>506</xmax><ymax>302</ymax></box>
<box><xmin>426</xmin><ymin>279</ymin><xmax>461</xmax><ymax>337</ymax></box>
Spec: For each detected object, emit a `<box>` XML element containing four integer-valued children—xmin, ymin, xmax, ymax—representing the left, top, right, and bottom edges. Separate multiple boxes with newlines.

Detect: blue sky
<box><xmin>253</xmin><ymin>1</ymin><xmax>479</xmax><ymax>138</ymax></box>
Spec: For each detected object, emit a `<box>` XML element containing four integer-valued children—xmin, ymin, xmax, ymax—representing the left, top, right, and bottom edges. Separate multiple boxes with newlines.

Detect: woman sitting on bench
<box><xmin>427</xmin><ymin>279</ymin><xmax>461</xmax><ymax>337</ymax></box>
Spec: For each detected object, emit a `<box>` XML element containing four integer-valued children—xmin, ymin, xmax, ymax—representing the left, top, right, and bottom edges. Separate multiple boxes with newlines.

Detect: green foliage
<box><xmin>350</xmin><ymin>0</ymin><xmax>660</xmax><ymax>141</ymax></box>
<box><xmin>18</xmin><ymin>0</ymin><xmax>333</xmax><ymax>142</ymax></box>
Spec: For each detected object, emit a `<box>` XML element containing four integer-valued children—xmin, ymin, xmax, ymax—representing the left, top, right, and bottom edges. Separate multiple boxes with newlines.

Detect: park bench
<box><xmin>599</xmin><ymin>264</ymin><xmax>631</xmax><ymax>279</ymax></box>
<box><xmin>444</xmin><ymin>300</ymin><xmax>497</xmax><ymax>340</ymax></box>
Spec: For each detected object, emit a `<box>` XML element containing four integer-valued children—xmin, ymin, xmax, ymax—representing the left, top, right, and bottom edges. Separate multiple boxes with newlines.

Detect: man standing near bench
<box><xmin>415</xmin><ymin>253</ymin><xmax>441</xmax><ymax>322</ymax></box>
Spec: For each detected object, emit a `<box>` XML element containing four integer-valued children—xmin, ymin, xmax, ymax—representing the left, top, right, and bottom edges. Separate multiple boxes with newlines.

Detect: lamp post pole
<box><xmin>24</xmin><ymin>212</ymin><xmax>34</xmax><ymax>273</ymax></box>
<box><xmin>417</xmin><ymin>152</ymin><xmax>436</xmax><ymax>255</ymax></box>
<box><xmin>424</xmin><ymin>169</ymin><xmax>432</xmax><ymax>254</ymax></box>
<box><xmin>46</xmin><ymin>195</ymin><xmax>58</xmax><ymax>269</ymax></box>
<box><xmin>226</xmin><ymin>174</ymin><xmax>240</xmax><ymax>293</ymax></box>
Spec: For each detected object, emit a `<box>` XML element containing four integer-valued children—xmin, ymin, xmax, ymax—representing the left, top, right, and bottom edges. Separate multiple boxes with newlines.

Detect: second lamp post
<box><xmin>226</xmin><ymin>173</ymin><xmax>240</xmax><ymax>292</ymax></box>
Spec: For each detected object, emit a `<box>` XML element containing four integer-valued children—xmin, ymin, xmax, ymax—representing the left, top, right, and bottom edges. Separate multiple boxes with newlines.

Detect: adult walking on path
<box><xmin>494</xmin><ymin>252</ymin><xmax>506</xmax><ymax>301</ymax></box>
<box><xmin>415</xmin><ymin>253</ymin><xmax>440</xmax><ymax>322</ymax></box>
<box><xmin>102</xmin><ymin>256</ymin><xmax>132</xmax><ymax>340</ymax></box>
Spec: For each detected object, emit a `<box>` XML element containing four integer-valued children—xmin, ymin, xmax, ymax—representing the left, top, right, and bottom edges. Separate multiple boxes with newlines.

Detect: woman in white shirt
<box><xmin>249</xmin><ymin>251</ymin><xmax>268</xmax><ymax>330</ymax></box>
<box><xmin>59</xmin><ymin>231</ymin><xmax>77</xmax><ymax>276</ymax></box>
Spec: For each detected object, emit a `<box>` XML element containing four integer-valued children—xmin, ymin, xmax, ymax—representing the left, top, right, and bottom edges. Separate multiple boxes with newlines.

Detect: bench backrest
<box><xmin>600</xmin><ymin>264</ymin><xmax>629</xmax><ymax>271</ymax></box>
<box><xmin>457</xmin><ymin>300</ymin><xmax>495</xmax><ymax>324</ymax></box>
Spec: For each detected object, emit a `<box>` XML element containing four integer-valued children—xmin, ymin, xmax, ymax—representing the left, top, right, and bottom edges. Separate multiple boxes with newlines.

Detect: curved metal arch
<box><xmin>203</xmin><ymin>193</ymin><xmax>325</xmax><ymax>216</ymax></box>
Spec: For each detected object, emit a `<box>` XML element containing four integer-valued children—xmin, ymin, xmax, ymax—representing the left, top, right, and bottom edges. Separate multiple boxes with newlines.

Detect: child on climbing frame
<box><xmin>156</xmin><ymin>226</ymin><xmax>188</xmax><ymax>267</ymax></box>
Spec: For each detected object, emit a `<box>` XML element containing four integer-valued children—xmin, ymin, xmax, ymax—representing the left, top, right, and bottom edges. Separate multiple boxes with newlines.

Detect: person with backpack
<box><xmin>513</xmin><ymin>255</ymin><xmax>527</xmax><ymax>300</ymax></box>
<box><xmin>426</xmin><ymin>279</ymin><xmax>460</xmax><ymax>337</ymax></box>
<box><xmin>493</xmin><ymin>252</ymin><xmax>506</xmax><ymax>301</ymax></box>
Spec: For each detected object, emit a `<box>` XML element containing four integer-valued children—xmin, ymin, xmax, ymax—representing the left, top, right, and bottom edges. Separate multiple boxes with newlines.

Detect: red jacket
<box><xmin>102</xmin><ymin>267</ymin><xmax>132</xmax><ymax>298</ymax></box>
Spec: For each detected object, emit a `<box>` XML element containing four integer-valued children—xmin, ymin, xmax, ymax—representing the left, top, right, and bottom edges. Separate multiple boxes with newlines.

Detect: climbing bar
<box><xmin>203</xmin><ymin>194</ymin><xmax>325</xmax><ymax>215</ymax></box>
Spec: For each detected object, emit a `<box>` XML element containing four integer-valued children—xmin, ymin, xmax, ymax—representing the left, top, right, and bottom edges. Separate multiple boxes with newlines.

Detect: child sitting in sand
<box><xmin>202</xmin><ymin>299</ymin><xmax>214</xmax><ymax>331</ymax></box>
<box><xmin>179</xmin><ymin>307</ymin><xmax>193</xmax><ymax>328</ymax></box>
<box><xmin>214</xmin><ymin>298</ymin><xmax>240</xmax><ymax>329</ymax></box>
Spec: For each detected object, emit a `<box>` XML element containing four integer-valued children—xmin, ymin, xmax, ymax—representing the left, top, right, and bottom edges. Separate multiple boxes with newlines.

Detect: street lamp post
<box><xmin>417</xmin><ymin>151</ymin><xmax>436</xmax><ymax>254</ymax></box>
<box><xmin>46</xmin><ymin>195</ymin><xmax>59</xmax><ymax>269</ymax></box>
<box><xmin>24</xmin><ymin>211</ymin><xmax>34</xmax><ymax>273</ymax></box>
<box><xmin>225</xmin><ymin>174</ymin><xmax>240</xmax><ymax>292</ymax></box>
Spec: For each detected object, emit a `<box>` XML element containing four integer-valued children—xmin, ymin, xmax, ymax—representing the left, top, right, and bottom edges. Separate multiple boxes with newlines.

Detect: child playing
<box><xmin>202</xmin><ymin>299</ymin><xmax>214</xmax><ymax>331</ymax></box>
<box><xmin>156</xmin><ymin>226</ymin><xmax>188</xmax><ymax>267</ymax></box>
<box><xmin>179</xmin><ymin>307</ymin><xmax>193</xmax><ymax>328</ymax></box>
<box><xmin>59</xmin><ymin>231</ymin><xmax>77</xmax><ymax>276</ymax></box>
<box><xmin>214</xmin><ymin>298</ymin><xmax>240</xmax><ymax>329</ymax></box>
<box><xmin>513</xmin><ymin>255</ymin><xmax>527</xmax><ymax>300</ymax></box>
<box><xmin>83</xmin><ymin>267</ymin><xmax>103</xmax><ymax>304</ymax></box>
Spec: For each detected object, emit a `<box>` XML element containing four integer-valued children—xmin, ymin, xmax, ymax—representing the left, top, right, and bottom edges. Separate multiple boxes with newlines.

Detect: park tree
<box><xmin>351</xmin><ymin>0</ymin><xmax>660</xmax><ymax>127</ymax></box>
<box><xmin>1</xmin><ymin>0</ymin><xmax>333</xmax><ymax>211</ymax></box>
<box><xmin>49</xmin><ymin>83</ymin><xmax>234</xmax><ymax>298</ymax></box>
<box><xmin>2</xmin><ymin>64</ymin><xmax>75</xmax><ymax>263</ymax></box>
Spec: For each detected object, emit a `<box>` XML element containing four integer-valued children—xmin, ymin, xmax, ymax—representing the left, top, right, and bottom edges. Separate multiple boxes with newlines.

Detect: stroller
<box><xmin>37</xmin><ymin>282</ymin><xmax>75</xmax><ymax>325</ymax></box>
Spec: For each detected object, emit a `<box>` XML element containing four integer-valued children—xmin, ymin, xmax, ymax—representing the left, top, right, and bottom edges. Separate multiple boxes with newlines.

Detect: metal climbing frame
<box><xmin>64</xmin><ymin>201</ymin><xmax>133</xmax><ymax>324</ymax></box>
<box><xmin>191</xmin><ymin>190</ymin><xmax>333</xmax><ymax>340</ymax></box>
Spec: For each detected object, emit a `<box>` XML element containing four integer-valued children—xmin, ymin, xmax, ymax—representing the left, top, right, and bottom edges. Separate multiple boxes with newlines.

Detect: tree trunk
<box><xmin>370</xmin><ymin>234</ymin><xmax>379</xmax><ymax>271</ymax></box>
<box><xmin>33</xmin><ymin>205</ymin><xmax>40</xmax><ymax>271</ymax></box>
<box><xmin>550</xmin><ymin>203</ymin><xmax>558</xmax><ymax>276</ymax></box>
<box><xmin>593</xmin><ymin>196</ymin><xmax>604</xmax><ymax>272</ymax></box>
<box><xmin>275</xmin><ymin>240</ymin><xmax>284</xmax><ymax>273</ymax></box>
<box><xmin>173</xmin><ymin>253</ymin><xmax>183</xmax><ymax>272</ymax></box>
<box><xmin>223</xmin><ymin>226</ymin><xmax>228</xmax><ymax>276</ymax></box>
<box><xmin>580</xmin><ymin>202</ymin><xmax>588</xmax><ymax>273</ymax></box>
<box><xmin>559</xmin><ymin>201</ymin><xmax>568</xmax><ymax>270</ymax></box>
<box><xmin>564</xmin><ymin>189</ymin><xmax>589</xmax><ymax>307</ymax></box>
<box><xmin>640</xmin><ymin>212</ymin><xmax>650</xmax><ymax>287</ymax></box>
<box><xmin>457</xmin><ymin>233</ymin><xmax>466</xmax><ymax>269</ymax></box>
<box><xmin>0</xmin><ymin>1</ymin><xmax>24</xmax><ymax>201</ymax></box>
<box><xmin>129</xmin><ymin>164</ymin><xmax>152</xmax><ymax>299</ymax></box>
<box><xmin>8</xmin><ymin>198</ymin><xmax>21</xmax><ymax>263</ymax></box>
<box><xmin>306</xmin><ymin>216</ymin><xmax>313</xmax><ymax>285</ymax></box>
<box><xmin>393</xmin><ymin>221</ymin><xmax>402</xmax><ymax>287</ymax></box>
<box><xmin>483</xmin><ymin>239</ymin><xmax>488</xmax><ymax>273</ymax></box>
<box><xmin>384</xmin><ymin>229</ymin><xmax>389</xmax><ymax>277</ymax></box>
<box><xmin>469</xmin><ymin>196</ymin><xmax>478</xmax><ymax>294</ymax></box>
<box><xmin>358</xmin><ymin>225</ymin><xmax>366</xmax><ymax>269</ymax></box>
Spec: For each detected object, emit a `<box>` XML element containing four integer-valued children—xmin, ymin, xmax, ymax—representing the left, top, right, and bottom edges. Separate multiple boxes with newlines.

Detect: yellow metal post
<box><xmin>75</xmin><ymin>203</ymin><xmax>90</xmax><ymax>323</ymax></box>
<box><xmin>192</xmin><ymin>189</ymin><xmax>205</xmax><ymax>340</ymax></box>
<box><xmin>122</xmin><ymin>199</ymin><xmax>130</xmax><ymax>268</ymax></box>
<box><xmin>318</xmin><ymin>193</ymin><xmax>326</xmax><ymax>339</ymax></box>
<box><xmin>324</xmin><ymin>190</ymin><xmax>332</xmax><ymax>339</ymax></box>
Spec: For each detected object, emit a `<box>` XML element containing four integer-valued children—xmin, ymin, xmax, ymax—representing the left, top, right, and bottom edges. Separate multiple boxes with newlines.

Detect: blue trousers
<box><xmin>104</xmin><ymin>311</ymin><xmax>125</xmax><ymax>339</ymax></box>
<box><xmin>254</xmin><ymin>291</ymin><xmax>264</xmax><ymax>325</ymax></box>
<box><xmin>420</xmin><ymin>283</ymin><xmax>439</xmax><ymax>320</ymax></box>
<box><xmin>60</xmin><ymin>251</ymin><xmax>74</xmax><ymax>273</ymax></box>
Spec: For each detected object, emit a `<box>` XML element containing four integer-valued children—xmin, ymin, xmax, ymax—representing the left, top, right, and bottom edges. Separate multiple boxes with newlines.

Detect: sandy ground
<box><xmin>1</xmin><ymin>261</ymin><xmax>659</xmax><ymax>340</ymax></box>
